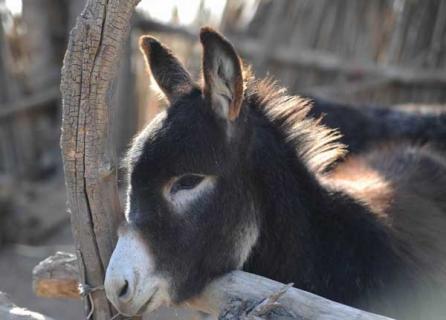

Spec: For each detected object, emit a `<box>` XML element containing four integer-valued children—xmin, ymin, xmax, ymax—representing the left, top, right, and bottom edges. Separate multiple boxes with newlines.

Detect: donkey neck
<box><xmin>244</xmin><ymin>108</ymin><xmax>400</xmax><ymax>305</ymax></box>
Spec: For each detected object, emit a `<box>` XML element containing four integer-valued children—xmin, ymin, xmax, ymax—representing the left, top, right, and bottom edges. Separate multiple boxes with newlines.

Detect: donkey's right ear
<box><xmin>200</xmin><ymin>27</ymin><xmax>244</xmax><ymax>122</ymax></box>
<box><xmin>139</xmin><ymin>36</ymin><xmax>194</xmax><ymax>103</ymax></box>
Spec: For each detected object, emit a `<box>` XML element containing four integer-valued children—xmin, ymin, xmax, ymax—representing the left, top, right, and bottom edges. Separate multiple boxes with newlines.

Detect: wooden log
<box><xmin>189</xmin><ymin>272</ymin><xmax>393</xmax><ymax>320</ymax></box>
<box><xmin>0</xmin><ymin>291</ymin><xmax>55</xmax><ymax>320</ymax></box>
<box><xmin>33</xmin><ymin>252</ymin><xmax>80</xmax><ymax>299</ymax></box>
<box><xmin>60</xmin><ymin>0</ymin><xmax>140</xmax><ymax>319</ymax></box>
<box><xmin>33</xmin><ymin>253</ymin><xmax>393</xmax><ymax>320</ymax></box>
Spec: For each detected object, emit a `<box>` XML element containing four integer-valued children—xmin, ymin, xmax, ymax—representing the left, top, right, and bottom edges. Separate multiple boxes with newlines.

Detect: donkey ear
<box><xmin>200</xmin><ymin>27</ymin><xmax>244</xmax><ymax>121</ymax></box>
<box><xmin>139</xmin><ymin>36</ymin><xmax>194</xmax><ymax>103</ymax></box>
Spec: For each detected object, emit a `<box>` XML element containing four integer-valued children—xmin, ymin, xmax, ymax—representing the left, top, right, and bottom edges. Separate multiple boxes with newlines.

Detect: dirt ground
<box><xmin>0</xmin><ymin>223</ymin><xmax>83</xmax><ymax>319</ymax></box>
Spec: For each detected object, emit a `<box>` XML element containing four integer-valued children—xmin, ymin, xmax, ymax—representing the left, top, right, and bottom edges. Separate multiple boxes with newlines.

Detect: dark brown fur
<box><xmin>324</xmin><ymin>145</ymin><xmax>446</xmax><ymax>318</ymax></box>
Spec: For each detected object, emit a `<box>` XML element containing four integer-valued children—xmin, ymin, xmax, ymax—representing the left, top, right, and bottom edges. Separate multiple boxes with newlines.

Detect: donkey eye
<box><xmin>171</xmin><ymin>175</ymin><xmax>204</xmax><ymax>194</ymax></box>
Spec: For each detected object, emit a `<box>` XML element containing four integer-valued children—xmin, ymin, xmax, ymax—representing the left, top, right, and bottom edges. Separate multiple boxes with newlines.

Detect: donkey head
<box><xmin>104</xmin><ymin>28</ymin><xmax>259</xmax><ymax>316</ymax></box>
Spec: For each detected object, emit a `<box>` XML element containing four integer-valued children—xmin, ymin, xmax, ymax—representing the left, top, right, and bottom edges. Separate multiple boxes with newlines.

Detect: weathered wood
<box><xmin>236</xmin><ymin>0</ymin><xmax>446</xmax><ymax>105</ymax></box>
<box><xmin>33</xmin><ymin>252</ymin><xmax>79</xmax><ymax>299</ymax></box>
<box><xmin>134</xmin><ymin>14</ymin><xmax>196</xmax><ymax>40</ymax></box>
<box><xmin>33</xmin><ymin>253</ymin><xmax>79</xmax><ymax>299</ymax></box>
<box><xmin>0</xmin><ymin>1</ymin><xmax>64</xmax><ymax>180</ymax></box>
<box><xmin>128</xmin><ymin>15</ymin><xmax>446</xmax><ymax>87</ymax></box>
<box><xmin>188</xmin><ymin>272</ymin><xmax>393</xmax><ymax>320</ymax></box>
<box><xmin>33</xmin><ymin>253</ymin><xmax>393</xmax><ymax>320</ymax></box>
<box><xmin>115</xmin><ymin>36</ymin><xmax>138</xmax><ymax>156</ymax></box>
<box><xmin>251</xmin><ymin>1</ymin><xmax>283</xmax><ymax>75</ymax></box>
<box><xmin>0</xmin><ymin>5</ymin><xmax>25</xmax><ymax>177</ymax></box>
<box><xmin>0</xmin><ymin>86</ymin><xmax>59</xmax><ymax>119</ymax></box>
<box><xmin>60</xmin><ymin>0</ymin><xmax>140</xmax><ymax>319</ymax></box>
<box><xmin>0</xmin><ymin>5</ymin><xmax>8</xmax><ymax>103</ymax></box>
<box><xmin>0</xmin><ymin>292</ymin><xmax>55</xmax><ymax>320</ymax></box>
<box><xmin>234</xmin><ymin>37</ymin><xmax>446</xmax><ymax>85</ymax></box>
<box><xmin>22</xmin><ymin>0</ymin><xmax>59</xmax><ymax>91</ymax></box>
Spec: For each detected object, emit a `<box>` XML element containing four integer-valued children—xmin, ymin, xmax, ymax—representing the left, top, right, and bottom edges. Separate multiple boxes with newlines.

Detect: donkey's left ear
<box><xmin>200</xmin><ymin>27</ymin><xmax>244</xmax><ymax>121</ymax></box>
<box><xmin>140</xmin><ymin>36</ymin><xmax>194</xmax><ymax>104</ymax></box>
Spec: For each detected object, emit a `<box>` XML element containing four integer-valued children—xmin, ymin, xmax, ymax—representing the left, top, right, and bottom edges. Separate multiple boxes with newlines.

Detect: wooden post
<box><xmin>60</xmin><ymin>0</ymin><xmax>140</xmax><ymax>318</ymax></box>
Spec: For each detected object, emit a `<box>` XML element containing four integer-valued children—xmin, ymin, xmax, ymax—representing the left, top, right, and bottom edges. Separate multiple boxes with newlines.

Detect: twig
<box><xmin>243</xmin><ymin>283</ymin><xmax>294</xmax><ymax>319</ymax></box>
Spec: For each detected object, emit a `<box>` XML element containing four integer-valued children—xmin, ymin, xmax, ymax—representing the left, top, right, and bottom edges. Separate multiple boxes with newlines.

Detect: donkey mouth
<box><xmin>113</xmin><ymin>287</ymin><xmax>160</xmax><ymax>317</ymax></box>
<box><xmin>136</xmin><ymin>287</ymin><xmax>160</xmax><ymax>315</ymax></box>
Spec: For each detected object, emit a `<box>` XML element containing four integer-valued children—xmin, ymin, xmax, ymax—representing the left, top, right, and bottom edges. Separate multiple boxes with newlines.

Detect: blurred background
<box><xmin>0</xmin><ymin>0</ymin><xmax>445</xmax><ymax>319</ymax></box>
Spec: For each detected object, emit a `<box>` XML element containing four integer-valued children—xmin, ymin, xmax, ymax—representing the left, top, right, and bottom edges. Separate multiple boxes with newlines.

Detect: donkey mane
<box><xmin>245</xmin><ymin>76</ymin><xmax>347</xmax><ymax>174</ymax></box>
<box><xmin>124</xmin><ymin>74</ymin><xmax>346</xmax><ymax>176</ymax></box>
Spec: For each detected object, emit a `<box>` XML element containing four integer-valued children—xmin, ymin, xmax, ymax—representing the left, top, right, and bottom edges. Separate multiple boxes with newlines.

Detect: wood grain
<box><xmin>59</xmin><ymin>0</ymin><xmax>140</xmax><ymax>318</ymax></box>
<box><xmin>33</xmin><ymin>253</ymin><xmax>393</xmax><ymax>320</ymax></box>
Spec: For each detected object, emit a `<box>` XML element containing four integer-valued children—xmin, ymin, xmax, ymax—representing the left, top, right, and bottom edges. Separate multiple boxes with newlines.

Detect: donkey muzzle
<box><xmin>104</xmin><ymin>225</ymin><xmax>170</xmax><ymax>316</ymax></box>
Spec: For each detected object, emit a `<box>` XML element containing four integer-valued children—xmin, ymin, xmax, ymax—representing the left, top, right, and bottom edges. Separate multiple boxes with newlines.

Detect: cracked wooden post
<box><xmin>60</xmin><ymin>0</ymin><xmax>140</xmax><ymax>318</ymax></box>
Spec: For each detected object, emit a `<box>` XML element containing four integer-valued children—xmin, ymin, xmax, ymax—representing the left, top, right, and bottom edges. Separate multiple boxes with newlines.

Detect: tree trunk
<box><xmin>60</xmin><ymin>0</ymin><xmax>140</xmax><ymax>318</ymax></box>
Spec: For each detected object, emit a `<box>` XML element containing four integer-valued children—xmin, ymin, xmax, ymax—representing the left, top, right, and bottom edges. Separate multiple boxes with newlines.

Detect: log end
<box><xmin>32</xmin><ymin>251</ymin><xmax>80</xmax><ymax>299</ymax></box>
<box><xmin>33</xmin><ymin>279</ymin><xmax>80</xmax><ymax>299</ymax></box>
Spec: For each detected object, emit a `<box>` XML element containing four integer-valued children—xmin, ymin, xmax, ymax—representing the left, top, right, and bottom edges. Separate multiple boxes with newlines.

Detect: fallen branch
<box><xmin>33</xmin><ymin>253</ymin><xmax>394</xmax><ymax>320</ymax></box>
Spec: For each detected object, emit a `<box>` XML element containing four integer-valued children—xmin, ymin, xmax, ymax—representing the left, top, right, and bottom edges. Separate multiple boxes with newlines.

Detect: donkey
<box><xmin>104</xmin><ymin>28</ymin><xmax>446</xmax><ymax>319</ymax></box>
<box><xmin>308</xmin><ymin>98</ymin><xmax>446</xmax><ymax>154</ymax></box>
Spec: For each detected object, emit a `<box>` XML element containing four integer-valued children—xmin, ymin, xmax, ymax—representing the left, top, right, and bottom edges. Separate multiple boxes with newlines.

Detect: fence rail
<box><xmin>33</xmin><ymin>252</ymin><xmax>394</xmax><ymax>320</ymax></box>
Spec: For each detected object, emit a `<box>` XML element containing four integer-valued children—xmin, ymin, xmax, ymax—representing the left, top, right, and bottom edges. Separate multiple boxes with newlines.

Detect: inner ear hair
<box><xmin>139</xmin><ymin>36</ymin><xmax>194</xmax><ymax>103</ymax></box>
<box><xmin>200</xmin><ymin>27</ymin><xmax>244</xmax><ymax>122</ymax></box>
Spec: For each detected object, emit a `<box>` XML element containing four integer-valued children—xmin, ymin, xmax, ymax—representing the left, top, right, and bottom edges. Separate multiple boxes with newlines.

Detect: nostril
<box><xmin>118</xmin><ymin>280</ymin><xmax>129</xmax><ymax>299</ymax></box>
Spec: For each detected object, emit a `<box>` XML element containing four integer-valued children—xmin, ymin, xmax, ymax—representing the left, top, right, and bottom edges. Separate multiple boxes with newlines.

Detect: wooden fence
<box><xmin>224</xmin><ymin>0</ymin><xmax>446</xmax><ymax>106</ymax></box>
<box><xmin>0</xmin><ymin>1</ymin><xmax>65</xmax><ymax>180</ymax></box>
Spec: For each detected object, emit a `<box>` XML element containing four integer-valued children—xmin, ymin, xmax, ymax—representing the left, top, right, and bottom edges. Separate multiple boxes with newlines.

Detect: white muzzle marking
<box><xmin>104</xmin><ymin>226</ymin><xmax>170</xmax><ymax>316</ymax></box>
